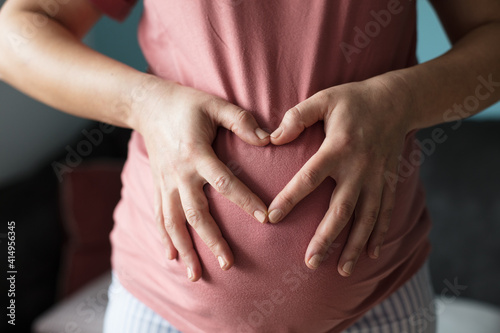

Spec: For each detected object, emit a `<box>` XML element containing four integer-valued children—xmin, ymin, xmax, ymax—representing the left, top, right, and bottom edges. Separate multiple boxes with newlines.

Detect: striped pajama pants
<box><xmin>103</xmin><ymin>262</ymin><xmax>436</xmax><ymax>333</ymax></box>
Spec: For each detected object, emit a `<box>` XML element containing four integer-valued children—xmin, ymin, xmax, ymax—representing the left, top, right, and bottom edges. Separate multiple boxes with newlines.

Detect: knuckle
<box><xmin>300</xmin><ymin>168</ymin><xmax>321</xmax><ymax>189</ymax></box>
<box><xmin>377</xmin><ymin>220</ymin><xmax>391</xmax><ymax>238</ymax></box>
<box><xmin>163</xmin><ymin>215</ymin><xmax>177</xmax><ymax>232</ymax></box>
<box><xmin>172</xmin><ymin>163</ymin><xmax>196</xmax><ymax>180</ymax></box>
<box><xmin>376</xmin><ymin>228</ymin><xmax>389</xmax><ymax>241</ymax></box>
<box><xmin>286</xmin><ymin>106</ymin><xmax>301</xmax><ymax>121</ymax></box>
<box><xmin>314</xmin><ymin>90</ymin><xmax>330</xmax><ymax>104</ymax></box>
<box><xmin>213</xmin><ymin>174</ymin><xmax>232</xmax><ymax>195</ymax></box>
<box><xmin>333</xmin><ymin>132</ymin><xmax>365</xmax><ymax>154</ymax></box>
<box><xmin>285</xmin><ymin>107</ymin><xmax>305</xmax><ymax>128</ymax></box>
<box><xmin>335</xmin><ymin>134</ymin><xmax>355</xmax><ymax>151</ymax></box>
<box><xmin>160</xmin><ymin>171</ymin><xmax>174</xmax><ymax>185</ymax></box>
<box><xmin>378</xmin><ymin>207</ymin><xmax>394</xmax><ymax>223</ymax></box>
<box><xmin>203</xmin><ymin>96</ymin><xmax>218</xmax><ymax>112</ymax></box>
<box><xmin>359</xmin><ymin>210</ymin><xmax>378</xmax><ymax>228</ymax></box>
<box><xmin>349</xmin><ymin>242</ymin><xmax>365</xmax><ymax>254</ymax></box>
<box><xmin>203</xmin><ymin>236</ymin><xmax>220</xmax><ymax>252</ymax></box>
<box><xmin>230</xmin><ymin>109</ymin><xmax>251</xmax><ymax>132</ymax></box>
<box><xmin>171</xmin><ymin>163</ymin><xmax>183</xmax><ymax>176</ymax></box>
<box><xmin>178</xmin><ymin>251</ymin><xmax>192</xmax><ymax>263</ymax></box>
<box><xmin>236</xmin><ymin>109</ymin><xmax>251</xmax><ymax>123</ymax></box>
<box><xmin>226</xmin><ymin>159</ymin><xmax>242</xmax><ymax>176</ymax></box>
<box><xmin>313</xmin><ymin>236</ymin><xmax>333</xmax><ymax>252</ymax></box>
<box><xmin>176</xmin><ymin>140</ymin><xmax>199</xmax><ymax>157</ymax></box>
<box><xmin>238</xmin><ymin>193</ymin><xmax>254</xmax><ymax>213</ymax></box>
<box><xmin>160</xmin><ymin>234</ymin><xmax>169</xmax><ymax>245</ymax></box>
<box><xmin>184</xmin><ymin>208</ymin><xmax>203</xmax><ymax>228</ymax></box>
<box><xmin>334</xmin><ymin>202</ymin><xmax>355</xmax><ymax>221</ymax></box>
<box><xmin>278</xmin><ymin>193</ymin><xmax>295</xmax><ymax>211</ymax></box>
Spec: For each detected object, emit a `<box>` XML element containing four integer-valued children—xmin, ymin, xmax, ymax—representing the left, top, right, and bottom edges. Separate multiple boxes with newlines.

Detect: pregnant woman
<box><xmin>1</xmin><ymin>0</ymin><xmax>499</xmax><ymax>332</ymax></box>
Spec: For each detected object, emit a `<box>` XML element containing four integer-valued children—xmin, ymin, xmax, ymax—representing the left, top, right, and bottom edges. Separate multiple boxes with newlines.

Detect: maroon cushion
<box><xmin>58</xmin><ymin>160</ymin><xmax>123</xmax><ymax>298</ymax></box>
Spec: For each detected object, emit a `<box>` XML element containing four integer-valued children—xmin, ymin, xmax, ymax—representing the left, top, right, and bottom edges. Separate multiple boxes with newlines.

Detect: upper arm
<box><xmin>430</xmin><ymin>0</ymin><xmax>500</xmax><ymax>43</ymax></box>
<box><xmin>0</xmin><ymin>0</ymin><xmax>103</xmax><ymax>39</ymax></box>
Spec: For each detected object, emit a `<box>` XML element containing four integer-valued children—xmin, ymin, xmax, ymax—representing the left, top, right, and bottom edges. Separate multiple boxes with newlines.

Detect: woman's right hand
<box><xmin>133</xmin><ymin>77</ymin><xmax>270</xmax><ymax>282</ymax></box>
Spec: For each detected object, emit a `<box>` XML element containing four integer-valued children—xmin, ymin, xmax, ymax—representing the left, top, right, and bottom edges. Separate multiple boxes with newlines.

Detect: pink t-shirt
<box><xmin>90</xmin><ymin>0</ymin><xmax>431</xmax><ymax>332</ymax></box>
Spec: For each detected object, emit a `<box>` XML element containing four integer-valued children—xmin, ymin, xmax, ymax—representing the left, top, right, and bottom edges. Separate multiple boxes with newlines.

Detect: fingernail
<box><xmin>253</xmin><ymin>210</ymin><xmax>267</xmax><ymax>223</ymax></box>
<box><xmin>373</xmin><ymin>246</ymin><xmax>380</xmax><ymax>258</ymax></box>
<box><xmin>342</xmin><ymin>261</ymin><xmax>353</xmax><ymax>275</ymax></box>
<box><xmin>255</xmin><ymin>128</ymin><xmax>270</xmax><ymax>140</ymax></box>
<box><xmin>268</xmin><ymin>209</ymin><xmax>283</xmax><ymax>223</ymax></box>
<box><xmin>187</xmin><ymin>266</ymin><xmax>194</xmax><ymax>280</ymax></box>
<box><xmin>308</xmin><ymin>254</ymin><xmax>322</xmax><ymax>268</ymax></box>
<box><xmin>218</xmin><ymin>256</ymin><xmax>227</xmax><ymax>270</ymax></box>
<box><xmin>270</xmin><ymin>127</ymin><xmax>283</xmax><ymax>139</ymax></box>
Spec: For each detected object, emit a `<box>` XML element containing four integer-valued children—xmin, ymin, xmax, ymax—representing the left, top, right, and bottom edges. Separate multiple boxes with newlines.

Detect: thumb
<box><xmin>211</xmin><ymin>99</ymin><xmax>270</xmax><ymax>146</ymax></box>
<box><xmin>270</xmin><ymin>94</ymin><xmax>327</xmax><ymax>145</ymax></box>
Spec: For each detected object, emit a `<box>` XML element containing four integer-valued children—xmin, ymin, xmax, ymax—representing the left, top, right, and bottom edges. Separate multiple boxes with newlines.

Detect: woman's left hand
<box><xmin>268</xmin><ymin>73</ymin><xmax>416</xmax><ymax>277</ymax></box>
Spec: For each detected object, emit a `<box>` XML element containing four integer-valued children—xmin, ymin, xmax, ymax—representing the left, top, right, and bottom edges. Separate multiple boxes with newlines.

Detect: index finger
<box><xmin>267</xmin><ymin>147</ymin><xmax>331</xmax><ymax>223</ymax></box>
<box><xmin>197</xmin><ymin>148</ymin><xmax>269</xmax><ymax>224</ymax></box>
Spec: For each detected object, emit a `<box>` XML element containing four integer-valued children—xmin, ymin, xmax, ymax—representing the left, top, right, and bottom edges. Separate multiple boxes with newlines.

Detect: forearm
<box><xmin>388</xmin><ymin>21</ymin><xmax>500</xmax><ymax>131</ymax></box>
<box><xmin>0</xmin><ymin>6</ymin><xmax>162</xmax><ymax>129</ymax></box>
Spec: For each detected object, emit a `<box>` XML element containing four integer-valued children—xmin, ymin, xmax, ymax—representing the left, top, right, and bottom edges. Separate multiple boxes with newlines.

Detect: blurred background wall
<box><xmin>0</xmin><ymin>1</ymin><xmax>146</xmax><ymax>331</ymax></box>
<box><xmin>0</xmin><ymin>0</ymin><xmax>147</xmax><ymax>186</ymax></box>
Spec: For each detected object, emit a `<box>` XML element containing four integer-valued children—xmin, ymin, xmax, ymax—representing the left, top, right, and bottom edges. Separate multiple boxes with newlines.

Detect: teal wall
<box><xmin>416</xmin><ymin>0</ymin><xmax>498</xmax><ymax>120</ymax></box>
<box><xmin>87</xmin><ymin>0</ymin><xmax>147</xmax><ymax>71</ymax></box>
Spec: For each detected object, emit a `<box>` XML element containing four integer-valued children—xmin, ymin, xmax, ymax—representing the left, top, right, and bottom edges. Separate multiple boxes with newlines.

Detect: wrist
<box><xmin>126</xmin><ymin>73</ymin><xmax>179</xmax><ymax>133</ymax></box>
<box><xmin>373</xmin><ymin>70</ymin><xmax>421</xmax><ymax>134</ymax></box>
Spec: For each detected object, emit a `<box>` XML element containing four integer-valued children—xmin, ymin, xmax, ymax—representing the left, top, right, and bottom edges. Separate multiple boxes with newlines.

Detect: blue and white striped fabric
<box><xmin>103</xmin><ymin>274</ymin><xmax>182</xmax><ymax>333</ymax></box>
<box><xmin>103</xmin><ymin>262</ymin><xmax>436</xmax><ymax>333</ymax></box>
<box><xmin>344</xmin><ymin>261</ymin><xmax>436</xmax><ymax>333</ymax></box>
